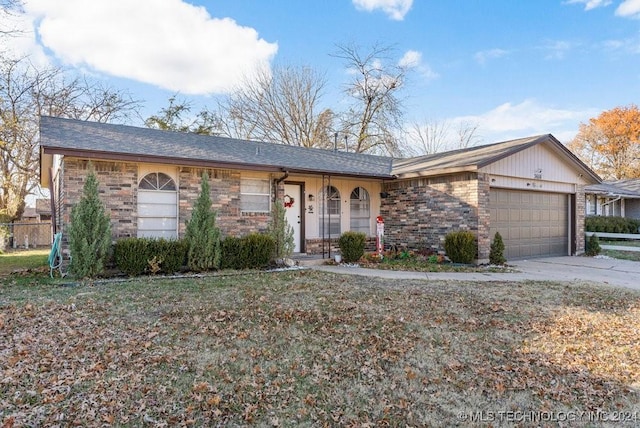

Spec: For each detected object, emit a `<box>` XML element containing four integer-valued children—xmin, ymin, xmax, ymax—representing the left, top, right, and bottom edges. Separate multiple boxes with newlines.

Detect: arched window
<box><xmin>138</xmin><ymin>172</ymin><xmax>178</xmax><ymax>239</ymax></box>
<box><xmin>319</xmin><ymin>185</ymin><xmax>341</xmax><ymax>236</ymax></box>
<box><xmin>350</xmin><ymin>187</ymin><xmax>370</xmax><ymax>234</ymax></box>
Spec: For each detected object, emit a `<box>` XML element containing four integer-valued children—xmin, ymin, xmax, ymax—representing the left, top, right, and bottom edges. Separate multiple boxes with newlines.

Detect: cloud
<box><xmin>398</xmin><ymin>50</ymin><xmax>421</xmax><ymax>68</ymax></box>
<box><xmin>564</xmin><ymin>0</ymin><xmax>612</xmax><ymax>11</ymax></box>
<box><xmin>541</xmin><ymin>40</ymin><xmax>575</xmax><ymax>60</ymax></box>
<box><xmin>616</xmin><ymin>0</ymin><xmax>640</xmax><ymax>18</ymax></box>
<box><xmin>398</xmin><ymin>50</ymin><xmax>439</xmax><ymax>81</ymax></box>
<box><xmin>352</xmin><ymin>0</ymin><xmax>413</xmax><ymax>20</ymax></box>
<box><xmin>18</xmin><ymin>0</ymin><xmax>278</xmax><ymax>95</ymax></box>
<box><xmin>453</xmin><ymin>99</ymin><xmax>600</xmax><ymax>144</ymax></box>
<box><xmin>474</xmin><ymin>48</ymin><xmax>509</xmax><ymax>65</ymax></box>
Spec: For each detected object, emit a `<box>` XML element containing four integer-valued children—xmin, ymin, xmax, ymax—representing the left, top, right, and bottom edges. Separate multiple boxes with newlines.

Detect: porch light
<box><xmin>308</xmin><ymin>194</ymin><xmax>314</xmax><ymax>202</ymax></box>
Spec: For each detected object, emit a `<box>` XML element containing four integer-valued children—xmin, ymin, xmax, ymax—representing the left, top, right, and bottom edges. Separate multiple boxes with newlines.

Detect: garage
<box><xmin>489</xmin><ymin>188</ymin><xmax>569</xmax><ymax>260</ymax></box>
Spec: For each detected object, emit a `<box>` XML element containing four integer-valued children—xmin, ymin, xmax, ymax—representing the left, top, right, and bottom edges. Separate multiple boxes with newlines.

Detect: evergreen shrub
<box><xmin>67</xmin><ymin>168</ymin><xmax>111</xmax><ymax>278</ymax></box>
<box><xmin>338</xmin><ymin>231</ymin><xmax>367</xmax><ymax>263</ymax></box>
<box><xmin>489</xmin><ymin>232</ymin><xmax>506</xmax><ymax>265</ymax></box>
<box><xmin>221</xmin><ymin>234</ymin><xmax>275</xmax><ymax>269</ymax></box>
<box><xmin>444</xmin><ymin>230</ymin><xmax>477</xmax><ymax>264</ymax></box>
<box><xmin>185</xmin><ymin>172</ymin><xmax>221</xmax><ymax>271</ymax></box>
<box><xmin>585</xmin><ymin>234</ymin><xmax>602</xmax><ymax>256</ymax></box>
<box><xmin>114</xmin><ymin>238</ymin><xmax>187</xmax><ymax>276</ymax></box>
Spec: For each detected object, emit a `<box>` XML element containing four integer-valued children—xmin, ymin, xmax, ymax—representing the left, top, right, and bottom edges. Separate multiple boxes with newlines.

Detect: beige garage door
<box><xmin>490</xmin><ymin>189</ymin><xmax>568</xmax><ymax>260</ymax></box>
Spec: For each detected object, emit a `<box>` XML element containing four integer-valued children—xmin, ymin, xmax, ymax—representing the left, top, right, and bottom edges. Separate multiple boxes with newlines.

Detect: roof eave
<box><xmin>42</xmin><ymin>146</ymin><xmax>395</xmax><ymax>180</ymax></box>
<box><xmin>394</xmin><ymin>165</ymin><xmax>478</xmax><ymax>179</ymax></box>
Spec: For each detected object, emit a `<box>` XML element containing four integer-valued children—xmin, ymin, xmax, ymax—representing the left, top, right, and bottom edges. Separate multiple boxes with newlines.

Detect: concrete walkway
<box><xmin>311</xmin><ymin>256</ymin><xmax>640</xmax><ymax>290</ymax></box>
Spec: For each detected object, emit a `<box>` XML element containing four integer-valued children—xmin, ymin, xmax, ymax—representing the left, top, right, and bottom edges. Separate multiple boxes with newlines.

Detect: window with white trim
<box><xmin>138</xmin><ymin>172</ymin><xmax>178</xmax><ymax>239</ymax></box>
<box><xmin>319</xmin><ymin>185</ymin><xmax>341</xmax><ymax>236</ymax></box>
<box><xmin>350</xmin><ymin>187</ymin><xmax>370</xmax><ymax>234</ymax></box>
<box><xmin>241</xmin><ymin>178</ymin><xmax>271</xmax><ymax>213</ymax></box>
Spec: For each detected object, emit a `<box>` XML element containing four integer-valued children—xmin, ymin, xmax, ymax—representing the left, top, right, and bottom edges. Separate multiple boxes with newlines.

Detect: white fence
<box><xmin>585</xmin><ymin>231</ymin><xmax>640</xmax><ymax>252</ymax></box>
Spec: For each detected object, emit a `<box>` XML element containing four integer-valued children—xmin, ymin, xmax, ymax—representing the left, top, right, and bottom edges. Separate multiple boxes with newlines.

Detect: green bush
<box><xmin>148</xmin><ymin>239</ymin><xmax>188</xmax><ymax>274</ymax></box>
<box><xmin>267</xmin><ymin>199</ymin><xmax>295</xmax><ymax>259</ymax></box>
<box><xmin>585</xmin><ymin>234</ymin><xmax>601</xmax><ymax>256</ymax></box>
<box><xmin>185</xmin><ymin>172</ymin><xmax>221</xmax><ymax>271</ymax></box>
<box><xmin>489</xmin><ymin>232</ymin><xmax>506</xmax><ymax>265</ymax></box>
<box><xmin>114</xmin><ymin>238</ymin><xmax>187</xmax><ymax>276</ymax></box>
<box><xmin>67</xmin><ymin>168</ymin><xmax>112</xmax><ymax>278</ymax></box>
<box><xmin>338</xmin><ymin>231</ymin><xmax>367</xmax><ymax>263</ymax></box>
<box><xmin>114</xmin><ymin>238</ymin><xmax>149</xmax><ymax>276</ymax></box>
<box><xmin>444</xmin><ymin>230</ymin><xmax>477</xmax><ymax>264</ymax></box>
<box><xmin>585</xmin><ymin>216</ymin><xmax>640</xmax><ymax>234</ymax></box>
<box><xmin>221</xmin><ymin>234</ymin><xmax>275</xmax><ymax>270</ymax></box>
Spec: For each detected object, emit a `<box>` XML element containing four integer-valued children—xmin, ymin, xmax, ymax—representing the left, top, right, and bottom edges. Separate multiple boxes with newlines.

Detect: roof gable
<box><xmin>391</xmin><ymin>134</ymin><xmax>600</xmax><ymax>183</ymax></box>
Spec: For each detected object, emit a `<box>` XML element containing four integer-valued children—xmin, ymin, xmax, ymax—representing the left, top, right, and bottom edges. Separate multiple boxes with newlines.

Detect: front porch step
<box><xmin>291</xmin><ymin>254</ymin><xmax>330</xmax><ymax>267</ymax></box>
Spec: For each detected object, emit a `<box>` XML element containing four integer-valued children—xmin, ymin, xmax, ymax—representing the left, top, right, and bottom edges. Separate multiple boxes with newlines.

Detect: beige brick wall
<box><xmin>61</xmin><ymin>159</ymin><xmax>137</xmax><ymax>239</ymax></box>
<box><xmin>60</xmin><ymin>161</ymin><xmax>280</xmax><ymax>243</ymax></box>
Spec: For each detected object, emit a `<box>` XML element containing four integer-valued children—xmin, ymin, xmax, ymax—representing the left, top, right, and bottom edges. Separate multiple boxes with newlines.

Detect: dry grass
<box><xmin>2</xmin><ymin>270</ymin><xmax>640</xmax><ymax>426</ymax></box>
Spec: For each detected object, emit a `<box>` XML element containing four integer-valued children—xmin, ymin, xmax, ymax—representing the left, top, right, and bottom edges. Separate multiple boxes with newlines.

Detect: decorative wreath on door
<box><xmin>283</xmin><ymin>194</ymin><xmax>295</xmax><ymax>208</ymax></box>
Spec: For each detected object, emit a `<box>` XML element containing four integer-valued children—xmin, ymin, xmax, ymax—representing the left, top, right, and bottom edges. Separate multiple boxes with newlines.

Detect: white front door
<box><xmin>284</xmin><ymin>183</ymin><xmax>302</xmax><ymax>253</ymax></box>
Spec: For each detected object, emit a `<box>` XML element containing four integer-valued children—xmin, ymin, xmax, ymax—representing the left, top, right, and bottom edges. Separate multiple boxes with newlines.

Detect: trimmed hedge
<box><xmin>221</xmin><ymin>234</ymin><xmax>276</xmax><ymax>270</ymax></box>
<box><xmin>114</xmin><ymin>238</ymin><xmax>187</xmax><ymax>276</ymax></box>
<box><xmin>444</xmin><ymin>230</ymin><xmax>477</xmax><ymax>264</ymax></box>
<box><xmin>585</xmin><ymin>216</ymin><xmax>640</xmax><ymax>234</ymax></box>
<box><xmin>338</xmin><ymin>231</ymin><xmax>367</xmax><ymax>263</ymax></box>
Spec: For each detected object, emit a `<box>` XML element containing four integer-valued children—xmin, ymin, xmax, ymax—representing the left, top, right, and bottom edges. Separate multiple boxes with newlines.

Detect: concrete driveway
<box><xmin>312</xmin><ymin>256</ymin><xmax>640</xmax><ymax>290</ymax></box>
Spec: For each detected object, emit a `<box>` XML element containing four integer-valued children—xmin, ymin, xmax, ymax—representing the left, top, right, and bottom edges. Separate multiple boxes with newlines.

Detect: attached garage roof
<box><xmin>391</xmin><ymin>134</ymin><xmax>601</xmax><ymax>182</ymax></box>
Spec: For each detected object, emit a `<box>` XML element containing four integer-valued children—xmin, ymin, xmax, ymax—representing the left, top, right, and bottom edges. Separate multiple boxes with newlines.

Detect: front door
<box><xmin>284</xmin><ymin>183</ymin><xmax>303</xmax><ymax>253</ymax></box>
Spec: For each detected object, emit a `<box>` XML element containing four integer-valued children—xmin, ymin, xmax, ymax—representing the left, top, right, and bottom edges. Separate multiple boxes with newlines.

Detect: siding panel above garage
<box><xmin>482</xmin><ymin>143</ymin><xmax>591</xmax><ymax>185</ymax></box>
<box><xmin>490</xmin><ymin>189</ymin><xmax>568</xmax><ymax>260</ymax></box>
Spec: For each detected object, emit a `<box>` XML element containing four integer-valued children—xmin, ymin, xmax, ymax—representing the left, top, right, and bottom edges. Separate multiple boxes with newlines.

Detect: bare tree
<box><xmin>0</xmin><ymin>0</ymin><xmax>23</xmax><ymax>37</ymax></box>
<box><xmin>145</xmin><ymin>95</ymin><xmax>222</xmax><ymax>135</ymax></box>
<box><xmin>406</xmin><ymin>119</ymin><xmax>450</xmax><ymax>155</ymax></box>
<box><xmin>0</xmin><ymin>56</ymin><xmax>141</xmax><ymax>220</ymax></box>
<box><xmin>333</xmin><ymin>43</ymin><xmax>407</xmax><ymax>156</ymax></box>
<box><xmin>454</xmin><ymin>120</ymin><xmax>481</xmax><ymax>149</ymax></box>
<box><xmin>217</xmin><ymin>65</ymin><xmax>334</xmax><ymax>148</ymax></box>
<box><xmin>404</xmin><ymin>119</ymin><xmax>482</xmax><ymax>156</ymax></box>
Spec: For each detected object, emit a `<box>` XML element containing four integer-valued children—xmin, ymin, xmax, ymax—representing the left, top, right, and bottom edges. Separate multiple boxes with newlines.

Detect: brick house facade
<box><xmin>40</xmin><ymin>117</ymin><xmax>600</xmax><ymax>262</ymax></box>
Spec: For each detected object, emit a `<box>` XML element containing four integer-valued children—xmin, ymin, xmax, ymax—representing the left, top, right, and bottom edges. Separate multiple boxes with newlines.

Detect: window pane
<box><xmin>350</xmin><ymin>187</ymin><xmax>370</xmax><ymax>234</ymax></box>
<box><xmin>241</xmin><ymin>179</ymin><xmax>270</xmax><ymax>194</ymax></box>
<box><xmin>241</xmin><ymin>194</ymin><xmax>270</xmax><ymax>212</ymax></box>
<box><xmin>241</xmin><ymin>178</ymin><xmax>270</xmax><ymax>213</ymax></box>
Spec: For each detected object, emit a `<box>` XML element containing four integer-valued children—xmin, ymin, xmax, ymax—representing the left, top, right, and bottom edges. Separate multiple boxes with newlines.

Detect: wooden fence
<box><xmin>0</xmin><ymin>222</ymin><xmax>53</xmax><ymax>249</ymax></box>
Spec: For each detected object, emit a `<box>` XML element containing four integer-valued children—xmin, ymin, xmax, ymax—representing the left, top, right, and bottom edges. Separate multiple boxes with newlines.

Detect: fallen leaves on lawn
<box><xmin>1</xmin><ymin>272</ymin><xmax>639</xmax><ymax>426</ymax></box>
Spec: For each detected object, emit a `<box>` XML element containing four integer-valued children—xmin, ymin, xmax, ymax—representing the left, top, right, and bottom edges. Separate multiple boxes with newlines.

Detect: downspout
<box><xmin>273</xmin><ymin>170</ymin><xmax>289</xmax><ymax>202</ymax></box>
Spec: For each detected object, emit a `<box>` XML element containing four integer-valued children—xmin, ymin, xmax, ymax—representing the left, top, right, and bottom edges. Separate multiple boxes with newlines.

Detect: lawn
<box><xmin>0</xmin><ymin>248</ymin><xmax>49</xmax><ymax>274</ymax></box>
<box><xmin>1</xmin><ymin>270</ymin><xmax>640</xmax><ymax>426</ymax></box>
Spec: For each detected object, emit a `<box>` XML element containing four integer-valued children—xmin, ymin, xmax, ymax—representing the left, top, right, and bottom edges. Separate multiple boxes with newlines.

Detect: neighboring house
<box><xmin>14</xmin><ymin>198</ymin><xmax>53</xmax><ymax>248</ymax></box>
<box><xmin>39</xmin><ymin>116</ymin><xmax>600</xmax><ymax>262</ymax></box>
<box><xmin>584</xmin><ymin>179</ymin><xmax>640</xmax><ymax>219</ymax></box>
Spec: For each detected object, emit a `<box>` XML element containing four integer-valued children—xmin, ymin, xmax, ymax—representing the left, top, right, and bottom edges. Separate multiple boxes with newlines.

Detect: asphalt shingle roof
<box><xmin>586</xmin><ymin>179</ymin><xmax>640</xmax><ymax>199</ymax></box>
<box><xmin>39</xmin><ymin>116</ymin><xmax>394</xmax><ymax>178</ymax></box>
<box><xmin>39</xmin><ymin>116</ymin><xmax>600</xmax><ymax>182</ymax></box>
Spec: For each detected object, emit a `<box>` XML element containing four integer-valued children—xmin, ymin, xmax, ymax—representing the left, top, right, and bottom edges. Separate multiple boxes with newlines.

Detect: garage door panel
<box><xmin>490</xmin><ymin>189</ymin><xmax>569</xmax><ymax>260</ymax></box>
